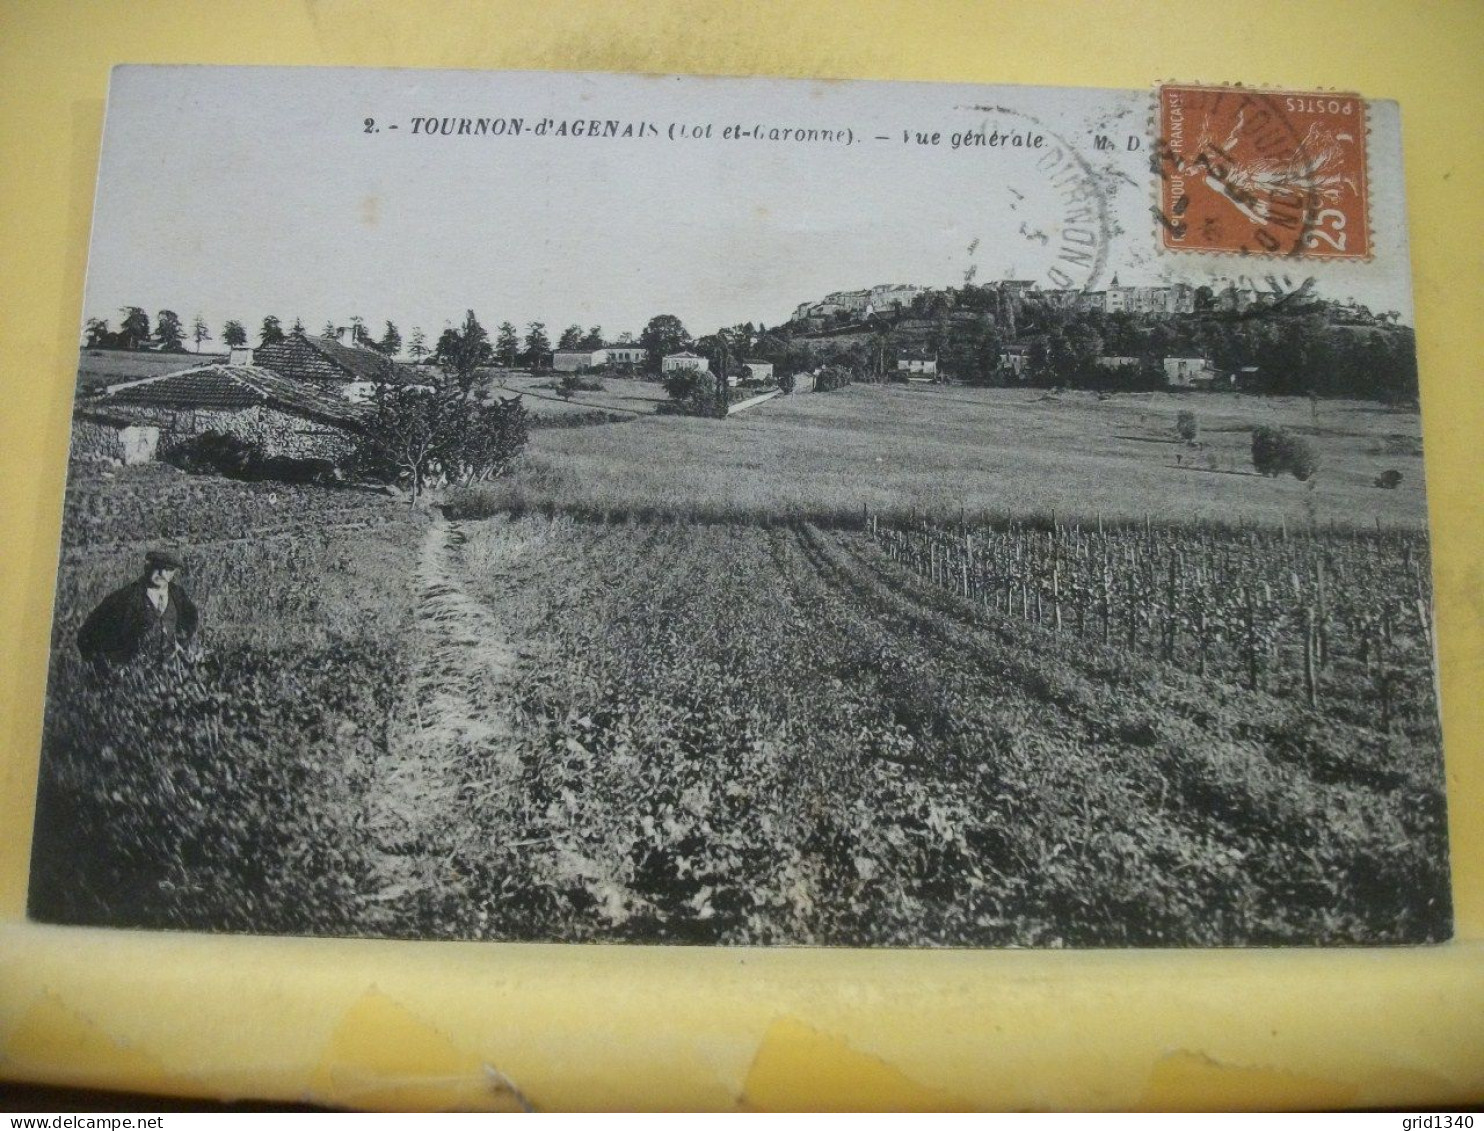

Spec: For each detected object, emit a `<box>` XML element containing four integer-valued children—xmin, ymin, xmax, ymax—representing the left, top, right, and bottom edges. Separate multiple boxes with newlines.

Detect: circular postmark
<box><xmin>1155</xmin><ymin>85</ymin><xmax>1369</xmax><ymax>260</ymax></box>
<box><xmin>961</xmin><ymin>104</ymin><xmax>1114</xmax><ymax>292</ymax></box>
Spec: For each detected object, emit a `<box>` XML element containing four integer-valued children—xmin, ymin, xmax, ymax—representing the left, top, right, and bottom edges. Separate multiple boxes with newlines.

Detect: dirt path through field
<box><xmin>357</xmin><ymin>513</ymin><xmax>523</xmax><ymax>921</ymax></box>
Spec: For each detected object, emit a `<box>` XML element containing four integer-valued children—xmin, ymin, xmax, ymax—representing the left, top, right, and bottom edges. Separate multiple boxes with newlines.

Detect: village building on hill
<box><xmin>72</xmin><ymin>358</ymin><xmax>369</xmax><ymax>466</ymax></box>
<box><xmin>253</xmin><ymin>329</ymin><xmax>424</xmax><ymax>402</ymax></box>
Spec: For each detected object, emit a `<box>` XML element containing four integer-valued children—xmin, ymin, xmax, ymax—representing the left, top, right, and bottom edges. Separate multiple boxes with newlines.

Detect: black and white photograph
<box><xmin>29</xmin><ymin>65</ymin><xmax>1450</xmax><ymax>948</ymax></box>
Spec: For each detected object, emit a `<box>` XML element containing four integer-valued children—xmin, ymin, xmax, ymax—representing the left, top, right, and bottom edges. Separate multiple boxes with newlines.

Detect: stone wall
<box><xmin>71</xmin><ymin>416</ymin><xmax>159</xmax><ymax>464</ymax></box>
<box><xmin>81</xmin><ymin>404</ymin><xmax>356</xmax><ymax>462</ymax></box>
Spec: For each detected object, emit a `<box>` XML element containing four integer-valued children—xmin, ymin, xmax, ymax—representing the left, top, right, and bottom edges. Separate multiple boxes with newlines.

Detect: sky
<box><xmin>80</xmin><ymin>67</ymin><xmax>1416</xmax><ymax>347</ymax></box>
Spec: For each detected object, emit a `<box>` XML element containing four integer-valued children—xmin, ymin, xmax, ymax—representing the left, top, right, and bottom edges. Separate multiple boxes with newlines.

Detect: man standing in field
<box><xmin>78</xmin><ymin>549</ymin><xmax>199</xmax><ymax>668</ymax></box>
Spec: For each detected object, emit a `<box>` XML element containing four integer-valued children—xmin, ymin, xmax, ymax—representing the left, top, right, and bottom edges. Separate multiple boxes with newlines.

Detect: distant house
<box><xmin>740</xmin><ymin>360</ymin><xmax>774</xmax><ymax>384</ymax></box>
<box><xmin>81</xmin><ymin>362</ymin><xmax>369</xmax><ymax>462</ymax></box>
<box><xmin>998</xmin><ymin>344</ymin><xmax>1032</xmax><ymax>380</ymax></box>
<box><xmin>552</xmin><ymin>349</ymin><xmax>596</xmax><ymax>372</ymax></box>
<box><xmin>253</xmin><ymin>330</ymin><xmax>424</xmax><ymax>402</ymax></box>
<box><xmin>600</xmin><ymin>344</ymin><xmax>646</xmax><ymax>368</ymax></box>
<box><xmin>1164</xmin><ymin>356</ymin><xmax>1218</xmax><ymax>387</ymax></box>
<box><xmin>896</xmin><ymin>350</ymin><xmax>937</xmax><ymax>376</ymax></box>
<box><xmin>554</xmin><ymin>344</ymin><xmax>647</xmax><ymax>372</ymax></box>
<box><xmin>662</xmin><ymin>351</ymin><xmax>709</xmax><ymax>373</ymax></box>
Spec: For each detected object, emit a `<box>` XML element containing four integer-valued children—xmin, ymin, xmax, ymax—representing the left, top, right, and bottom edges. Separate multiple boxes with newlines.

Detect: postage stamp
<box><xmin>1156</xmin><ymin>84</ymin><xmax>1370</xmax><ymax>259</ymax></box>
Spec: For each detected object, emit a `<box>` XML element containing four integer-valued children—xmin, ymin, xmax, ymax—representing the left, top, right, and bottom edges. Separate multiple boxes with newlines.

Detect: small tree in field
<box><xmin>1285</xmin><ymin>436</ymin><xmax>1320</xmax><ymax>481</ymax></box>
<box><xmin>778</xmin><ymin>371</ymin><xmax>796</xmax><ymax>395</ymax></box>
<box><xmin>1176</xmin><ymin>410</ymin><xmax>1199</xmax><ymax>444</ymax></box>
<box><xmin>663</xmin><ymin>366</ymin><xmax>725</xmax><ymax>417</ymax></box>
<box><xmin>190</xmin><ymin>315</ymin><xmax>211</xmax><ymax>353</ymax></box>
<box><xmin>1251</xmin><ymin>425</ymin><xmax>1319</xmax><ymax>481</ymax></box>
<box><xmin>354</xmin><ymin>385</ymin><xmax>446</xmax><ymax>505</ymax></box>
<box><xmin>222</xmin><ymin>320</ymin><xmax>247</xmax><ymax>348</ymax></box>
<box><xmin>352</xmin><ymin>382</ymin><xmax>528</xmax><ymax>505</ymax></box>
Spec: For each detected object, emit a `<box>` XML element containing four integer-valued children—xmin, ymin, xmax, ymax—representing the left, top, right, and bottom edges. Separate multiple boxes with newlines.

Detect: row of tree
<box><xmin>82</xmin><ymin>305</ymin><xmax>799</xmax><ymax>378</ymax></box>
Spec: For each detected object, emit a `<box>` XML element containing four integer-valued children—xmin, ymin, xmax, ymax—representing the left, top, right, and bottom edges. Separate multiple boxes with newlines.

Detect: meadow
<box><xmin>465</xmin><ymin>385</ymin><xmax>1432</xmax><ymax>530</ymax></box>
<box><xmin>29</xmin><ymin>382</ymin><xmax>1450</xmax><ymax>945</ymax></box>
<box><xmin>77</xmin><ymin>348</ymin><xmax>226</xmax><ymax>392</ymax></box>
<box><xmin>478</xmin><ymin>371</ymin><xmax>671</xmax><ymax>419</ymax></box>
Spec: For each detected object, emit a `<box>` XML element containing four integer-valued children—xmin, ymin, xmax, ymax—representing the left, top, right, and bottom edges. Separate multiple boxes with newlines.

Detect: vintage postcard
<box><xmin>31</xmin><ymin>66</ymin><xmax>1449</xmax><ymax>948</ymax></box>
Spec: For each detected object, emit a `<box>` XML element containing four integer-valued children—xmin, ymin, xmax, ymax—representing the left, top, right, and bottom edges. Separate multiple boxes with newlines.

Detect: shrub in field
<box><xmin>661</xmin><ymin>367</ymin><xmax>726</xmax><ymax>417</ymax></box>
<box><xmin>556</xmin><ymin>374</ymin><xmax>604</xmax><ymax>398</ymax></box>
<box><xmin>1251</xmin><ymin>425</ymin><xmax>1319</xmax><ymax>480</ymax></box>
<box><xmin>1375</xmin><ymin>468</ymin><xmax>1403</xmax><ymax>489</ymax></box>
<box><xmin>778</xmin><ymin>371</ymin><xmax>796</xmax><ymax>396</ymax></box>
<box><xmin>1176</xmin><ymin>410</ymin><xmax>1199</xmax><ymax>444</ymax></box>
<box><xmin>1286</xmin><ymin>436</ymin><xmax>1320</xmax><ymax>481</ymax></box>
<box><xmin>1251</xmin><ymin>425</ymin><xmax>1285</xmax><ymax>476</ymax></box>
<box><xmin>815</xmin><ymin>365</ymin><xmax>853</xmax><ymax>393</ymax></box>
<box><xmin>351</xmin><ymin>385</ymin><xmax>530</xmax><ymax>500</ymax></box>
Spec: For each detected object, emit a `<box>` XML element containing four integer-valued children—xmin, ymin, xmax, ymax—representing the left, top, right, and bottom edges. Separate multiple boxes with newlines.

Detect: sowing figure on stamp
<box><xmin>1192</xmin><ymin>110</ymin><xmax>1358</xmax><ymax>229</ymax></box>
<box><xmin>78</xmin><ymin>549</ymin><xmax>199</xmax><ymax>668</ymax></box>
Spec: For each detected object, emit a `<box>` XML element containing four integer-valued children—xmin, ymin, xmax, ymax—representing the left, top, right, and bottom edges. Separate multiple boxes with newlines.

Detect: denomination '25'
<box><xmin>1305</xmin><ymin>208</ymin><xmax>1348</xmax><ymax>252</ymax></box>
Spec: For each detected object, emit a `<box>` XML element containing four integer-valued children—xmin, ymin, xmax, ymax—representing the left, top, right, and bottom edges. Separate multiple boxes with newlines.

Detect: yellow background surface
<box><xmin>1</xmin><ymin>0</ymin><xmax>1481</xmax><ymax>1111</ymax></box>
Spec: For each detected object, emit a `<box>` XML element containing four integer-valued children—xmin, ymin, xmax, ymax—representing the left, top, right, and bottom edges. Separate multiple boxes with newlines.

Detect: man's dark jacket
<box><xmin>77</xmin><ymin>579</ymin><xmax>199</xmax><ymax>666</ymax></box>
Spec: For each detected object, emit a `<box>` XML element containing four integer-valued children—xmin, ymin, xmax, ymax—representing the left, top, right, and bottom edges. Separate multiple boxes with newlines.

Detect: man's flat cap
<box><xmin>144</xmin><ymin>549</ymin><xmax>186</xmax><ymax>571</ymax></box>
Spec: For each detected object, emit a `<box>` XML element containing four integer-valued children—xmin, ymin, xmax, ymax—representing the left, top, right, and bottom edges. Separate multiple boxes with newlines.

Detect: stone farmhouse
<box><xmin>73</xmin><ymin>360</ymin><xmax>370</xmax><ymax>466</ymax></box>
<box><xmin>552</xmin><ymin>344</ymin><xmax>647</xmax><ymax>372</ymax></box>
<box><xmin>253</xmin><ymin>329</ymin><xmax>425</xmax><ymax>402</ymax></box>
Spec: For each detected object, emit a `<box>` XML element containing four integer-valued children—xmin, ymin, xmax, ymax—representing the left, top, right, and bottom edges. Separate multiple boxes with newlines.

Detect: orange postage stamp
<box><xmin>1156</xmin><ymin>84</ymin><xmax>1370</xmax><ymax>259</ymax></box>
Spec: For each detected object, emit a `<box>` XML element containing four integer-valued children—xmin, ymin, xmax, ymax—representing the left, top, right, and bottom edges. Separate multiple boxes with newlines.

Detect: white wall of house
<box><xmin>662</xmin><ymin>353</ymin><xmax>709</xmax><ymax>373</ymax></box>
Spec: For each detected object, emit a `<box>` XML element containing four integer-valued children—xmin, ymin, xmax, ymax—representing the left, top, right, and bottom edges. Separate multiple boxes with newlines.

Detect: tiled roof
<box><xmin>94</xmin><ymin>364</ymin><xmax>369</xmax><ymax>429</ymax></box>
<box><xmin>300</xmin><ymin>334</ymin><xmax>421</xmax><ymax>384</ymax></box>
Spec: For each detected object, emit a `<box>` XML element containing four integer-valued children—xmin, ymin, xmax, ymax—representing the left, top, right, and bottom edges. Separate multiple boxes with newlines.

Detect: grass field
<box><xmin>77</xmin><ymin>348</ymin><xmax>227</xmax><ymax>392</ymax></box>
<box><xmin>461</xmin><ymin>385</ymin><xmax>1431</xmax><ymax>530</ymax></box>
<box><xmin>479</xmin><ymin>372</ymin><xmax>672</xmax><ymax>419</ymax></box>
<box><xmin>29</xmin><ymin>382</ymin><xmax>1449</xmax><ymax>945</ymax></box>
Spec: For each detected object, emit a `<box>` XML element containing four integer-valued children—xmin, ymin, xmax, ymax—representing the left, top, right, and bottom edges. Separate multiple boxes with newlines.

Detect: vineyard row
<box><xmin>865</xmin><ymin>514</ymin><xmax>1437</xmax><ymax>728</ymax></box>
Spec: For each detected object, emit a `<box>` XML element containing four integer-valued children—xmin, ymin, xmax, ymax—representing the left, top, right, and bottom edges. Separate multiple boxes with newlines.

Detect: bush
<box><xmin>1375</xmin><ymin>469</ymin><xmax>1404</xmax><ymax>489</ymax></box>
<box><xmin>1176</xmin><ymin>410</ymin><xmax>1199</xmax><ymax>444</ymax></box>
<box><xmin>815</xmin><ymin>365</ymin><xmax>853</xmax><ymax>393</ymax></box>
<box><xmin>162</xmin><ymin>431</ymin><xmax>342</xmax><ymax>485</ymax></box>
<box><xmin>161</xmin><ymin>431</ymin><xmax>258</xmax><ymax>479</ymax></box>
<box><xmin>1251</xmin><ymin>425</ymin><xmax>1319</xmax><ymax>481</ymax></box>
<box><xmin>778</xmin><ymin>371</ymin><xmax>796</xmax><ymax>395</ymax></box>
<box><xmin>1286</xmin><ymin>437</ymin><xmax>1320</xmax><ymax>482</ymax></box>
<box><xmin>662</xmin><ymin>367</ymin><xmax>726</xmax><ymax>417</ymax></box>
<box><xmin>557</xmin><ymin>374</ymin><xmax>605</xmax><ymax>398</ymax></box>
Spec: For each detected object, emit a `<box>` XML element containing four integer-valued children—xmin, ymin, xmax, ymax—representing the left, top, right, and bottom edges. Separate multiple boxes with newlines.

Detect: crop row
<box><xmin>440</xmin><ymin>514</ymin><xmax>1449</xmax><ymax>947</ymax></box>
<box><xmin>867</xmin><ymin>513</ymin><xmax>1438</xmax><ymax>731</ymax></box>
